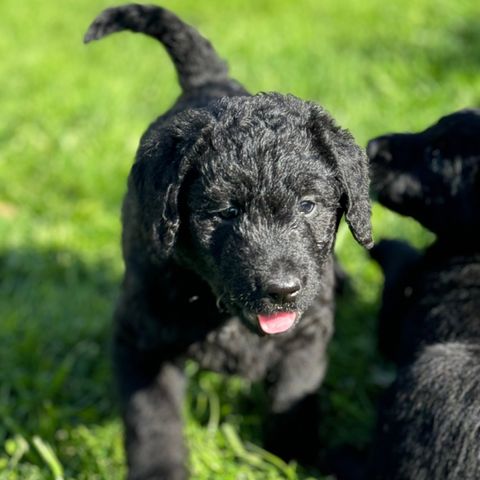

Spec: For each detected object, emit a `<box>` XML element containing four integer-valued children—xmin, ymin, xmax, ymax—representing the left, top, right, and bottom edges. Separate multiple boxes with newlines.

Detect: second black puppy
<box><xmin>368</xmin><ymin>109</ymin><xmax>480</xmax><ymax>480</ymax></box>
<box><xmin>85</xmin><ymin>5</ymin><xmax>373</xmax><ymax>479</ymax></box>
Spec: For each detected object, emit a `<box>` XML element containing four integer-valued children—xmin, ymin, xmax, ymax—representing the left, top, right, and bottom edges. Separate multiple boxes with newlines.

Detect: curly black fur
<box><xmin>85</xmin><ymin>5</ymin><xmax>373</xmax><ymax>479</ymax></box>
<box><xmin>367</xmin><ymin>109</ymin><xmax>480</xmax><ymax>480</ymax></box>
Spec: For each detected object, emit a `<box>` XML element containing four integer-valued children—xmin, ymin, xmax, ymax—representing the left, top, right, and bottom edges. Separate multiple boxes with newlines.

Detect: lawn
<box><xmin>0</xmin><ymin>0</ymin><xmax>479</xmax><ymax>478</ymax></box>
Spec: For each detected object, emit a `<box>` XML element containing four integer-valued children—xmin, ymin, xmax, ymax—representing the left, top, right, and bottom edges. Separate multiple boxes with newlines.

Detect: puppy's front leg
<box><xmin>264</xmin><ymin>333</ymin><xmax>328</xmax><ymax>464</ymax></box>
<box><xmin>114</xmin><ymin>337</ymin><xmax>187</xmax><ymax>480</ymax></box>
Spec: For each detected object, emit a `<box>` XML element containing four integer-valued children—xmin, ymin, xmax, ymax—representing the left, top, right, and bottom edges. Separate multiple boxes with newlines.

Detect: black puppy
<box><xmin>367</xmin><ymin>109</ymin><xmax>480</xmax><ymax>480</ymax></box>
<box><xmin>85</xmin><ymin>5</ymin><xmax>373</xmax><ymax>479</ymax></box>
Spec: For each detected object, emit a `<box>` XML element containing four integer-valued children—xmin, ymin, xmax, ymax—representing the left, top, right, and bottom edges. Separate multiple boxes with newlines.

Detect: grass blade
<box><xmin>32</xmin><ymin>435</ymin><xmax>64</xmax><ymax>480</ymax></box>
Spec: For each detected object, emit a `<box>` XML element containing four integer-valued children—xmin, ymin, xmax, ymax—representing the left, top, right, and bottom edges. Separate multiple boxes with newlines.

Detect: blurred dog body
<box><xmin>368</xmin><ymin>109</ymin><xmax>480</xmax><ymax>480</ymax></box>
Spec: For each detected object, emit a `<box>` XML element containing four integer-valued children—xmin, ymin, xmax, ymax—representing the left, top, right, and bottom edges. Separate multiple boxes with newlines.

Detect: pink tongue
<box><xmin>257</xmin><ymin>312</ymin><xmax>297</xmax><ymax>334</ymax></box>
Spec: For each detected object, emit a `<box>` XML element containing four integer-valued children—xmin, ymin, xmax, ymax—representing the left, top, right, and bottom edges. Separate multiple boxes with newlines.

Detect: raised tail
<box><xmin>84</xmin><ymin>4</ymin><xmax>231</xmax><ymax>93</ymax></box>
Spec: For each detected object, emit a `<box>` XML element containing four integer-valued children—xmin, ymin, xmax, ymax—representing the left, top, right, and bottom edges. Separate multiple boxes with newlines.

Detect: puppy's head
<box><xmin>368</xmin><ymin>109</ymin><xmax>480</xmax><ymax>237</ymax></box>
<box><xmin>132</xmin><ymin>93</ymin><xmax>372</xmax><ymax>334</ymax></box>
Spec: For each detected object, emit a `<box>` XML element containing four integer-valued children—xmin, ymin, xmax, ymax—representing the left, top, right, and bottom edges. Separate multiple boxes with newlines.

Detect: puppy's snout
<box><xmin>265</xmin><ymin>277</ymin><xmax>301</xmax><ymax>304</ymax></box>
<box><xmin>367</xmin><ymin>138</ymin><xmax>391</xmax><ymax>162</ymax></box>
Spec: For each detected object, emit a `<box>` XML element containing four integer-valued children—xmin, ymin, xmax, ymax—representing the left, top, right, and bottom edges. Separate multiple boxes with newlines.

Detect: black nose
<box><xmin>265</xmin><ymin>278</ymin><xmax>301</xmax><ymax>304</ymax></box>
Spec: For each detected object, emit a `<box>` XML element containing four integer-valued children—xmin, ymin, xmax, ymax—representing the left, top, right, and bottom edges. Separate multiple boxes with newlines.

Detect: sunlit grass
<box><xmin>1</xmin><ymin>0</ymin><xmax>479</xmax><ymax>478</ymax></box>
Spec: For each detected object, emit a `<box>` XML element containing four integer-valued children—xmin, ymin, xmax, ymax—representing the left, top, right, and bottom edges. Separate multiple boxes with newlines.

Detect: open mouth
<box><xmin>257</xmin><ymin>311</ymin><xmax>298</xmax><ymax>335</ymax></box>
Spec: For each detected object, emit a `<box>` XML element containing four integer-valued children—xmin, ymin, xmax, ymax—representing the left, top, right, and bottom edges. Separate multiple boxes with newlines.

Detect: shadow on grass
<box><xmin>0</xmin><ymin>247</ymin><xmax>383</xmax><ymax>479</ymax></box>
<box><xmin>0</xmin><ymin>247</ymin><xmax>119</xmax><ymax>444</ymax></box>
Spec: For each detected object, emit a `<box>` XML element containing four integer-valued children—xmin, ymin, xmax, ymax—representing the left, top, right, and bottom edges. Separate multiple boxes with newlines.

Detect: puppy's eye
<box><xmin>218</xmin><ymin>206</ymin><xmax>240</xmax><ymax>220</ymax></box>
<box><xmin>298</xmin><ymin>200</ymin><xmax>316</xmax><ymax>216</ymax></box>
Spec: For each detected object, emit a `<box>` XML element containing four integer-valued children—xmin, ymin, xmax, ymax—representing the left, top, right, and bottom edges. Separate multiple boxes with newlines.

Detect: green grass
<box><xmin>0</xmin><ymin>0</ymin><xmax>479</xmax><ymax>478</ymax></box>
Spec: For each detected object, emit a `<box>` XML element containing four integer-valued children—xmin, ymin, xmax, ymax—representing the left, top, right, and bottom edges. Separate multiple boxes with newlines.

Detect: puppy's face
<box><xmin>368</xmin><ymin>109</ymin><xmax>480</xmax><ymax>236</ymax></box>
<box><xmin>133</xmin><ymin>94</ymin><xmax>372</xmax><ymax>335</ymax></box>
<box><xmin>179</xmin><ymin>131</ymin><xmax>342</xmax><ymax>334</ymax></box>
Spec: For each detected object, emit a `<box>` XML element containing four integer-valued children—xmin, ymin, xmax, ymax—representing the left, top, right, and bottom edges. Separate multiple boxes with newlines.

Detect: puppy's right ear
<box><xmin>130</xmin><ymin>111</ymin><xmax>214</xmax><ymax>259</ymax></box>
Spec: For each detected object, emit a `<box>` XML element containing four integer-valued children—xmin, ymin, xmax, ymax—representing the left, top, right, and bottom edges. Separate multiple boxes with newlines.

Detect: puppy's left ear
<box><xmin>309</xmin><ymin>104</ymin><xmax>374</xmax><ymax>249</ymax></box>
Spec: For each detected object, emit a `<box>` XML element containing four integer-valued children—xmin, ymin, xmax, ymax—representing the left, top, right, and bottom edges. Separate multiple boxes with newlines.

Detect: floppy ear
<box><xmin>130</xmin><ymin>110</ymin><xmax>214</xmax><ymax>258</ymax></box>
<box><xmin>309</xmin><ymin>104</ymin><xmax>374</xmax><ymax>249</ymax></box>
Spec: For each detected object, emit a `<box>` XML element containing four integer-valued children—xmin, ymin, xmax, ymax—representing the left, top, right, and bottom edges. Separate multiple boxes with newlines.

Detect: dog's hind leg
<box><xmin>370</xmin><ymin>239</ymin><xmax>422</xmax><ymax>363</ymax></box>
